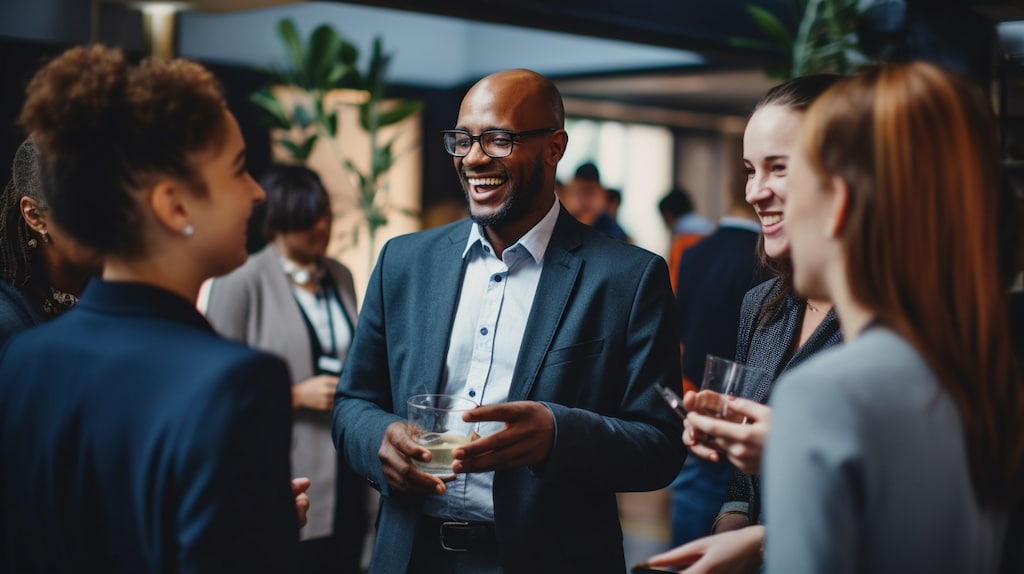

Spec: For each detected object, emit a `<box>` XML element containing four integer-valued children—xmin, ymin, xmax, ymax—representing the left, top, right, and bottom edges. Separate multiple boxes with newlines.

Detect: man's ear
<box><xmin>147</xmin><ymin>179</ymin><xmax>192</xmax><ymax>236</ymax></box>
<box><xmin>20</xmin><ymin>196</ymin><xmax>47</xmax><ymax>233</ymax></box>
<box><xmin>824</xmin><ymin>175</ymin><xmax>850</xmax><ymax>238</ymax></box>
<box><xmin>546</xmin><ymin>129</ymin><xmax>568</xmax><ymax>167</ymax></box>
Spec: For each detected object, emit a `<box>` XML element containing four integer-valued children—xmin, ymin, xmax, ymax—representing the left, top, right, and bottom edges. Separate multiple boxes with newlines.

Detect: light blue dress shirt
<box><xmin>422</xmin><ymin>198</ymin><xmax>560</xmax><ymax>522</ymax></box>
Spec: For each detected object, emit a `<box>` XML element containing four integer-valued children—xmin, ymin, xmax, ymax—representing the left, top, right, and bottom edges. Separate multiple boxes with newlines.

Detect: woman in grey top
<box><xmin>765</xmin><ymin>62</ymin><xmax>1022</xmax><ymax>573</ymax></box>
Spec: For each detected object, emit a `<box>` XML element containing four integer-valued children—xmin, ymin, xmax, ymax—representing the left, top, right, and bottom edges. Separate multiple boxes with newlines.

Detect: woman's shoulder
<box><xmin>738</xmin><ymin>277</ymin><xmax>784</xmax><ymax>326</ymax></box>
<box><xmin>775</xmin><ymin>329</ymin><xmax>932</xmax><ymax>411</ymax></box>
<box><xmin>742</xmin><ymin>276</ymin><xmax>782</xmax><ymax>307</ymax></box>
<box><xmin>211</xmin><ymin>245</ymin><xmax>277</xmax><ymax>289</ymax></box>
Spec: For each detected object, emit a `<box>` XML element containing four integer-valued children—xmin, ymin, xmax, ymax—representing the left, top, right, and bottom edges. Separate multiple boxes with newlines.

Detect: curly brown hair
<box><xmin>18</xmin><ymin>44</ymin><xmax>227</xmax><ymax>257</ymax></box>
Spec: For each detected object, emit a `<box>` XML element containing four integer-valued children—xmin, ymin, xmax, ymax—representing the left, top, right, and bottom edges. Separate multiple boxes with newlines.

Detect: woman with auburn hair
<box><xmin>766</xmin><ymin>61</ymin><xmax>1023</xmax><ymax>572</ymax></box>
<box><xmin>0</xmin><ymin>45</ymin><xmax>305</xmax><ymax>571</ymax></box>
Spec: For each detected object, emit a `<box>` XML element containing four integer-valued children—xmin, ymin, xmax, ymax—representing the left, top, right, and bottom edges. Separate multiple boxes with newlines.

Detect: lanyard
<box><xmin>294</xmin><ymin>274</ymin><xmax>352</xmax><ymax>366</ymax></box>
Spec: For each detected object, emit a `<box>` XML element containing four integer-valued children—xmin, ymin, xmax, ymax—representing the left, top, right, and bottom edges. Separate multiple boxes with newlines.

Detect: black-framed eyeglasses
<box><xmin>441</xmin><ymin>127</ymin><xmax>557</xmax><ymax>158</ymax></box>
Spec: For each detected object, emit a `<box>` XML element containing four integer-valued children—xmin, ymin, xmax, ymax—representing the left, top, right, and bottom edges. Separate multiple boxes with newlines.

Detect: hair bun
<box><xmin>19</xmin><ymin>45</ymin><xmax>129</xmax><ymax>161</ymax></box>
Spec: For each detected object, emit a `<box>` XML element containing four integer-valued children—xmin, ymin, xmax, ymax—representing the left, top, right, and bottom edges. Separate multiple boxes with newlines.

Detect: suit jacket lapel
<box><xmin>509</xmin><ymin>211</ymin><xmax>582</xmax><ymax>401</ymax></box>
<box><xmin>418</xmin><ymin>221</ymin><xmax>473</xmax><ymax>396</ymax></box>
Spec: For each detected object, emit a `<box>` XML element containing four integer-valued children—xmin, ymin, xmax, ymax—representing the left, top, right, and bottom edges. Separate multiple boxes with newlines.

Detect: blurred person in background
<box><xmin>565</xmin><ymin>161</ymin><xmax>628</xmax><ymax>241</ymax></box>
<box><xmin>659</xmin><ymin>185</ymin><xmax>713</xmax><ymax>293</ymax></box>
<box><xmin>668</xmin><ymin>176</ymin><xmax>769</xmax><ymax>547</ymax></box>
<box><xmin>206</xmin><ymin>164</ymin><xmax>369</xmax><ymax>574</ymax></box>
<box><xmin>0</xmin><ymin>137</ymin><xmax>101</xmax><ymax>345</ymax></box>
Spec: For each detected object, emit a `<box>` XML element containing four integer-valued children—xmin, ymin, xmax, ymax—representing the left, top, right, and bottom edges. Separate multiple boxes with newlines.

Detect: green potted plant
<box><xmin>250</xmin><ymin>19</ymin><xmax>422</xmax><ymax>266</ymax></box>
<box><xmin>733</xmin><ymin>0</ymin><xmax>868</xmax><ymax>80</ymax></box>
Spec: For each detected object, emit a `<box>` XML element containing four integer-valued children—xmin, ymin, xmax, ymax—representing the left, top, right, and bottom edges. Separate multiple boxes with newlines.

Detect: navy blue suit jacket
<box><xmin>332</xmin><ymin>208</ymin><xmax>686</xmax><ymax>574</ymax></box>
<box><xmin>675</xmin><ymin>224</ymin><xmax>769</xmax><ymax>384</ymax></box>
<box><xmin>0</xmin><ymin>280</ymin><xmax>299</xmax><ymax>573</ymax></box>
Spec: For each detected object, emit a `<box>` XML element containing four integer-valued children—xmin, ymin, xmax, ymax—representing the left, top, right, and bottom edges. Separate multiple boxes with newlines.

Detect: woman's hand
<box><xmin>681</xmin><ymin>390</ymin><xmax>726</xmax><ymax>463</ymax></box>
<box><xmin>291</xmin><ymin>375</ymin><xmax>339</xmax><ymax>411</ymax></box>
<box><xmin>639</xmin><ymin>525</ymin><xmax>765</xmax><ymax>574</ymax></box>
<box><xmin>684</xmin><ymin>397</ymin><xmax>773</xmax><ymax>474</ymax></box>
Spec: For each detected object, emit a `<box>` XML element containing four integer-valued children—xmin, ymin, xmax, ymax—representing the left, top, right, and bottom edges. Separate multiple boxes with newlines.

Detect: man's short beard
<box><xmin>464</xmin><ymin>155</ymin><xmax>545</xmax><ymax>229</ymax></box>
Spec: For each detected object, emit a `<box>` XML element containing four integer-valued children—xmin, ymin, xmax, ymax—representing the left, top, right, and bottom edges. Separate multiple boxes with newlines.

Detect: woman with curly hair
<box><xmin>0</xmin><ymin>45</ymin><xmax>303</xmax><ymax>572</ymax></box>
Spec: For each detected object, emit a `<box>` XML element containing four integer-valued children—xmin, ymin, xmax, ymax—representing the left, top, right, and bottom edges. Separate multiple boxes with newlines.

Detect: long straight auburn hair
<box><xmin>800</xmin><ymin>61</ymin><xmax>1024</xmax><ymax>507</ymax></box>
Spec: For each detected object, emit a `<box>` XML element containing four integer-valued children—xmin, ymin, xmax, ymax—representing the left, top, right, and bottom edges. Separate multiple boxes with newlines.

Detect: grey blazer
<box><xmin>332</xmin><ymin>209</ymin><xmax>686</xmax><ymax>574</ymax></box>
<box><xmin>722</xmin><ymin>276</ymin><xmax>842</xmax><ymax>523</ymax></box>
<box><xmin>205</xmin><ymin>244</ymin><xmax>358</xmax><ymax>539</ymax></box>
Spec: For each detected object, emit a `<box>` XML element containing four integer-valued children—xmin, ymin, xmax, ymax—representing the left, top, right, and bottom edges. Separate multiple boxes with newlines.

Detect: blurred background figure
<box><xmin>565</xmin><ymin>161</ymin><xmax>628</xmax><ymax>241</ymax></box>
<box><xmin>603</xmin><ymin>187</ymin><xmax>632</xmax><ymax>242</ymax></box>
<box><xmin>659</xmin><ymin>186</ymin><xmax>713</xmax><ymax>293</ymax></box>
<box><xmin>0</xmin><ymin>138</ymin><xmax>100</xmax><ymax>345</ymax></box>
<box><xmin>668</xmin><ymin>177</ymin><xmax>769</xmax><ymax>546</ymax></box>
<box><xmin>205</xmin><ymin>164</ymin><xmax>369</xmax><ymax>574</ymax></box>
<box><xmin>606</xmin><ymin>187</ymin><xmax>623</xmax><ymax>221</ymax></box>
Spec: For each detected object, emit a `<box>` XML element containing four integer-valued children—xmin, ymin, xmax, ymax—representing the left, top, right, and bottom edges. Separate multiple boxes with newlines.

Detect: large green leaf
<box><xmin>249</xmin><ymin>89</ymin><xmax>292</xmax><ymax>130</ymax></box>
<box><xmin>277</xmin><ymin>19</ymin><xmax>305</xmax><ymax>84</ymax></box>
<box><xmin>277</xmin><ymin>134</ymin><xmax>319</xmax><ymax>161</ymax></box>
<box><xmin>746</xmin><ymin>5</ymin><xmax>794</xmax><ymax>53</ymax></box>
<box><xmin>322</xmin><ymin>111</ymin><xmax>339</xmax><ymax>137</ymax></box>
<box><xmin>343</xmin><ymin>159</ymin><xmax>369</xmax><ymax>192</ymax></box>
<box><xmin>307</xmin><ymin>25</ymin><xmax>344</xmax><ymax>89</ymax></box>
<box><xmin>364</xmin><ymin>37</ymin><xmax>391</xmax><ymax>96</ymax></box>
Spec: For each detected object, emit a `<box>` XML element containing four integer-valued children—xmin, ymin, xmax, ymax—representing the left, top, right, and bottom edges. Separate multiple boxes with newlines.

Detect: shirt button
<box><xmin>483</xmin><ymin>245</ymin><xmax>491</xmax><ymax>253</ymax></box>
<box><xmin>493</xmin><ymin>274</ymin><xmax>502</xmax><ymax>283</ymax></box>
<box><xmin>480</xmin><ymin>327</ymin><xmax>488</xmax><ymax>336</ymax></box>
<box><xmin>468</xmin><ymin>389</ymin><xmax>476</xmax><ymax>398</ymax></box>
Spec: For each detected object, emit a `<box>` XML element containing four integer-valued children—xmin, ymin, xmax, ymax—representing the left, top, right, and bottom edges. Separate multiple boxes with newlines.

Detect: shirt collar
<box><xmin>462</xmin><ymin>198</ymin><xmax>560</xmax><ymax>264</ymax></box>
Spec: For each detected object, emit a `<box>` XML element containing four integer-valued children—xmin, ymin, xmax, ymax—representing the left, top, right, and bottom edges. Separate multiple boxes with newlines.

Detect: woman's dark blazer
<box><xmin>0</xmin><ymin>279</ymin><xmax>299</xmax><ymax>572</ymax></box>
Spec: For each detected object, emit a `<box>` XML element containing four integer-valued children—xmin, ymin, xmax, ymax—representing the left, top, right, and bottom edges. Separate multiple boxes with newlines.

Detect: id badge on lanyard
<box><xmin>317</xmin><ymin>355</ymin><xmax>342</xmax><ymax>376</ymax></box>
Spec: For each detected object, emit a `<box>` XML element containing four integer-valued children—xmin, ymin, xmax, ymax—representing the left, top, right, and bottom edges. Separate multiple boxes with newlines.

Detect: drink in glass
<box><xmin>694</xmin><ymin>355</ymin><xmax>769</xmax><ymax>421</ymax></box>
<box><xmin>407</xmin><ymin>394</ymin><xmax>478</xmax><ymax>476</ymax></box>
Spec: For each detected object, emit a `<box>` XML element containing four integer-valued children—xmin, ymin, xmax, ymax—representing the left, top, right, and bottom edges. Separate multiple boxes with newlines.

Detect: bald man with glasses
<box><xmin>332</xmin><ymin>68</ymin><xmax>685</xmax><ymax>574</ymax></box>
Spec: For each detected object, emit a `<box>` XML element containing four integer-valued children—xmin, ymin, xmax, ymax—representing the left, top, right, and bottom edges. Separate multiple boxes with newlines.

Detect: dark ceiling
<box><xmin>338</xmin><ymin>0</ymin><xmax>794</xmax><ymax>66</ymax></box>
<box><xmin>341</xmin><ymin>1</ymin><xmax>1024</xmax><ymax>62</ymax></box>
<box><xmin>337</xmin><ymin>0</ymin><xmax>1024</xmax><ymax>118</ymax></box>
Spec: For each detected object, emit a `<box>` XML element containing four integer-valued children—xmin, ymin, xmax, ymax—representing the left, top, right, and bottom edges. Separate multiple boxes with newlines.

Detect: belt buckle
<box><xmin>440</xmin><ymin>521</ymin><xmax>470</xmax><ymax>552</ymax></box>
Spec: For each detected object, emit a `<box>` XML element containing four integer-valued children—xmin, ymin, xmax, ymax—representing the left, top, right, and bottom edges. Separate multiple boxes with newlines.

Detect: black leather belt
<box><xmin>422</xmin><ymin>516</ymin><xmax>497</xmax><ymax>552</ymax></box>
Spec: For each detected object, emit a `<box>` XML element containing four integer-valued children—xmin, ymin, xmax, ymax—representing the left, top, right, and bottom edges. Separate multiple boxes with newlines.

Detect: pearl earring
<box><xmin>40</xmin><ymin>229</ymin><xmax>51</xmax><ymax>244</ymax></box>
<box><xmin>183</xmin><ymin>224</ymin><xmax>195</xmax><ymax>237</ymax></box>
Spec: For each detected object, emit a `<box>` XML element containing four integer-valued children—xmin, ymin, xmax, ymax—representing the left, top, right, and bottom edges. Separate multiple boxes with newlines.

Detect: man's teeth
<box><xmin>760</xmin><ymin>213</ymin><xmax>783</xmax><ymax>226</ymax></box>
<box><xmin>468</xmin><ymin>177</ymin><xmax>504</xmax><ymax>186</ymax></box>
